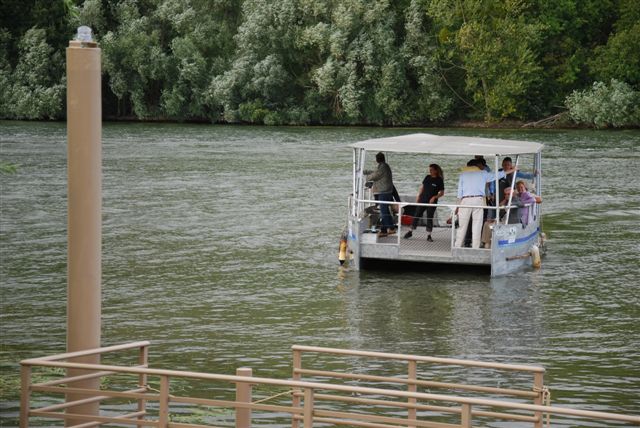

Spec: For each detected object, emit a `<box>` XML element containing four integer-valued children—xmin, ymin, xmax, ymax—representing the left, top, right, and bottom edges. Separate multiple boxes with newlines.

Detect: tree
<box><xmin>428</xmin><ymin>0</ymin><xmax>544</xmax><ymax>121</ymax></box>
<box><xmin>535</xmin><ymin>0</ymin><xmax>618</xmax><ymax>112</ymax></box>
<box><xmin>7</xmin><ymin>28</ymin><xmax>65</xmax><ymax>119</ymax></box>
<box><xmin>308</xmin><ymin>0</ymin><xmax>412</xmax><ymax>124</ymax></box>
<box><xmin>565</xmin><ymin>79</ymin><xmax>640</xmax><ymax>128</ymax></box>
<box><xmin>589</xmin><ymin>0</ymin><xmax>640</xmax><ymax>88</ymax></box>
<box><xmin>210</xmin><ymin>0</ymin><xmax>314</xmax><ymax>124</ymax></box>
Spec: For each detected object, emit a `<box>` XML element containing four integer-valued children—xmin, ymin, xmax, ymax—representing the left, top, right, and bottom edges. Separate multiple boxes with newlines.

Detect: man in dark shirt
<box><xmin>364</xmin><ymin>152</ymin><xmax>396</xmax><ymax>237</ymax></box>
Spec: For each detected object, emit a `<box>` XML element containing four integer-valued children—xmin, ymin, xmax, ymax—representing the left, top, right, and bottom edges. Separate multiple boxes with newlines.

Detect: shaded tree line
<box><xmin>1</xmin><ymin>0</ymin><xmax>639</xmax><ymax>126</ymax></box>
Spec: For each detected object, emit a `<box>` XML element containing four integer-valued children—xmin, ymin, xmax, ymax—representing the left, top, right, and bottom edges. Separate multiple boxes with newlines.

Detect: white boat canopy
<box><xmin>350</xmin><ymin>133</ymin><xmax>543</xmax><ymax>156</ymax></box>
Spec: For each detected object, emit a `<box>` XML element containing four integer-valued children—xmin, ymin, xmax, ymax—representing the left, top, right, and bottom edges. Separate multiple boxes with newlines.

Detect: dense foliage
<box><xmin>566</xmin><ymin>79</ymin><xmax>640</xmax><ymax>128</ymax></box>
<box><xmin>1</xmin><ymin>0</ymin><xmax>638</xmax><ymax>126</ymax></box>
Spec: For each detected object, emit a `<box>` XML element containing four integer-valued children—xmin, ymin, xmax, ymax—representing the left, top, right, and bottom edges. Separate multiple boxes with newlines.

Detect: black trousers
<box><xmin>410</xmin><ymin>205</ymin><xmax>437</xmax><ymax>232</ymax></box>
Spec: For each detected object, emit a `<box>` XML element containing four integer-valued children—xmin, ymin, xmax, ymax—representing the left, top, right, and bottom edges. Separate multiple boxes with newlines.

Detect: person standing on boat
<box><xmin>455</xmin><ymin>159</ymin><xmax>511</xmax><ymax>249</ymax></box>
<box><xmin>404</xmin><ymin>164</ymin><xmax>444</xmax><ymax>242</ymax></box>
<box><xmin>364</xmin><ymin>152</ymin><xmax>396</xmax><ymax>237</ymax></box>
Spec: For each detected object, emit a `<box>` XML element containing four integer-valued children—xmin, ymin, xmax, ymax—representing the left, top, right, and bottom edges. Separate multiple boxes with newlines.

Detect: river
<box><xmin>1</xmin><ymin>122</ymin><xmax>638</xmax><ymax>426</ymax></box>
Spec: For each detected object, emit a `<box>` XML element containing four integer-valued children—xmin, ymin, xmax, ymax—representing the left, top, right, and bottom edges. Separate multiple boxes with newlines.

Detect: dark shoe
<box><xmin>388</xmin><ymin>228</ymin><xmax>397</xmax><ymax>235</ymax></box>
<box><xmin>427</xmin><ymin>235</ymin><xmax>433</xmax><ymax>242</ymax></box>
<box><xmin>377</xmin><ymin>231</ymin><xmax>388</xmax><ymax>238</ymax></box>
<box><xmin>403</xmin><ymin>231</ymin><xmax>413</xmax><ymax>239</ymax></box>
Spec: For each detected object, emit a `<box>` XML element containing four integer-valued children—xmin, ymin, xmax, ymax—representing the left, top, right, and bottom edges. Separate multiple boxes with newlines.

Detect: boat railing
<box><xmin>353</xmin><ymin>197</ymin><xmax>530</xmax><ymax>250</ymax></box>
<box><xmin>19</xmin><ymin>341</ymin><xmax>640</xmax><ymax>428</ymax></box>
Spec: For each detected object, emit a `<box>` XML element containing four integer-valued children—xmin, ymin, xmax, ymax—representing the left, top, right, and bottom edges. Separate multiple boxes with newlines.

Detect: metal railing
<box><xmin>20</xmin><ymin>342</ymin><xmax>640</xmax><ymax>428</ymax></box>
<box><xmin>355</xmin><ymin>198</ymin><xmax>524</xmax><ymax>249</ymax></box>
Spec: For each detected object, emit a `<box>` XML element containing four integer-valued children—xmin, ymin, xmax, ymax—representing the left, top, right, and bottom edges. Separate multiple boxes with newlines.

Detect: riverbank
<box><xmin>6</xmin><ymin>113</ymin><xmax>639</xmax><ymax>130</ymax></box>
<box><xmin>3</xmin><ymin>113</ymin><xmax>585</xmax><ymax>129</ymax></box>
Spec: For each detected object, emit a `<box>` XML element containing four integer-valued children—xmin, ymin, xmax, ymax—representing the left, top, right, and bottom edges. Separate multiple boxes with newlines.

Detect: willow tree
<box><xmin>85</xmin><ymin>0</ymin><xmax>240</xmax><ymax>120</ymax></box>
<box><xmin>209</xmin><ymin>0</ymin><xmax>298</xmax><ymax>123</ymax></box>
<box><xmin>309</xmin><ymin>0</ymin><xmax>411</xmax><ymax>124</ymax></box>
<box><xmin>401</xmin><ymin>0</ymin><xmax>453</xmax><ymax>122</ymax></box>
<box><xmin>5</xmin><ymin>28</ymin><xmax>65</xmax><ymax>119</ymax></box>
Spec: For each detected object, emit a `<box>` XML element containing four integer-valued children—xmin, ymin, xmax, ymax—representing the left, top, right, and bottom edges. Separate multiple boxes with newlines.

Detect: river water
<box><xmin>1</xmin><ymin>122</ymin><xmax>639</xmax><ymax>426</ymax></box>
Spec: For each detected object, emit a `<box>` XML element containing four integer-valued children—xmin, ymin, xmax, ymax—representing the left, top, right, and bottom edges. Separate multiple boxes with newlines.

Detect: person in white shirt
<box><xmin>455</xmin><ymin>159</ymin><xmax>512</xmax><ymax>249</ymax></box>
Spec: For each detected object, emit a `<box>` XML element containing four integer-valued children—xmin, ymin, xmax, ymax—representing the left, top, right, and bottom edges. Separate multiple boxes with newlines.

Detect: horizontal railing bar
<box><xmin>35</xmin><ymin>394</ymin><xmax>110</xmax><ymax>413</ymax></box>
<box><xmin>308</xmin><ymin>415</ymin><xmax>459</xmax><ymax>428</ymax></box>
<box><xmin>474</xmin><ymin>409</ymin><xmax>537</xmax><ymax>422</ymax></box>
<box><xmin>33</xmin><ymin>370</ymin><xmax>117</xmax><ymax>387</ymax></box>
<box><xmin>295</xmin><ymin>390</ymin><xmax>442</xmax><ymax>410</ymax></box>
<box><xmin>168</xmin><ymin>423</ymin><xmax>229</xmax><ymax>428</ymax></box>
<box><xmin>358</xmin><ymin>198</ymin><xmax>521</xmax><ymax>212</ymax></box>
<box><xmin>30</xmin><ymin>410</ymin><xmax>158</xmax><ymax>427</ymax></box>
<box><xmin>292</xmin><ymin>345</ymin><xmax>545</xmax><ymax>373</ymax></box>
<box><xmin>314</xmin><ymin>408</ymin><xmax>458</xmax><ymax>428</ymax></box>
<box><xmin>294</xmin><ymin>368</ymin><xmax>537</xmax><ymax>398</ymax></box>
<box><xmin>33</xmin><ymin>364</ymin><xmax>148</xmax><ymax>387</ymax></box>
<box><xmin>170</xmin><ymin>395</ymin><xmax>301</xmax><ymax>415</ymax></box>
<box><xmin>23</xmin><ymin>360</ymin><xmax>640</xmax><ymax>423</ymax></box>
<box><xmin>22</xmin><ymin>341</ymin><xmax>151</xmax><ymax>363</ymax></box>
<box><xmin>414</xmin><ymin>379</ymin><xmax>537</xmax><ymax>398</ymax></box>
<box><xmin>298</xmin><ymin>392</ymin><xmax>537</xmax><ymax>422</ymax></box>
<box><xmin>32</xmin><ymin>386</ymin><xmax>151</xmax><ymax>406</ymax></box>
<box><xmin>67</xmin><ymin>411</ymin><xmax>146</xmax><ymax>428</ymax></box>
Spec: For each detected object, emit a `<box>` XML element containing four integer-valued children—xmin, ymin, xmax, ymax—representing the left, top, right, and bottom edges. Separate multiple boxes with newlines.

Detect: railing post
<box><xmin>236</xmin><ymin>368</ymin><xmax>253</xmax><ymax>428</ymax></box>
<box><xmin>20</xmin><ymin>364</ymin><xmax>31</xmax><ymax>428</ymax></box>
<box><xmin>450</xmin><ymin>206</ymin><xmax>456</xmax><ymax>252</ymax></box>
<box><xmin>138</xmin><ymin>344</ymin><xmax>149</xmax><ymax>420</ymax></box>
<box><xmin>407</xmin><ymin>360</ymin><xmax>417</xmax><ymax>426</ymax></box>
<box><xmin>533</xmin><ymin>372</ymin><xmax>544</xmax><ymax>428</ymax></box>
<box><xmin>292</xmin><ymin>349</ymin><xmax>302</xmax><ymax>428</ymax></box>
<box><xmin>158</xmin><ymin>376</ymin><xmax>170</xmax><ymax>427</ymax></box>
<box><xmin>303</xmin><ymin>388</ymin><xmax>314</xmax><ymax>428</ymax></box>
<box><xmin>460</xmin><ymin>404</ymin><xmax>472</xmax><ymax>428</ymax></box>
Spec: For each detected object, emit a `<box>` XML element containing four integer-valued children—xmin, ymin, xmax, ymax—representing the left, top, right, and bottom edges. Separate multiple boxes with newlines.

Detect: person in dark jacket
<box><xmin>364</xmin><ymin>152</ymin><xmax>396</xmax><ymax>237</ymax></box>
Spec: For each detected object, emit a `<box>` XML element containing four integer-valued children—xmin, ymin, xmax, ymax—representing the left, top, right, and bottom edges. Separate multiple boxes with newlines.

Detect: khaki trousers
<box><xmin>455</xmin><ymin>197</ymin><xmax>485</xmax><ymax>248</ymax></box>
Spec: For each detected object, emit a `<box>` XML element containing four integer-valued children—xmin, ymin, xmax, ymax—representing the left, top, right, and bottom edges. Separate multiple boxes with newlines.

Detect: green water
<box><xmin>1</xmin><ymin>122</ymin><xmax>639</xmax><ymax>426</ymax></box>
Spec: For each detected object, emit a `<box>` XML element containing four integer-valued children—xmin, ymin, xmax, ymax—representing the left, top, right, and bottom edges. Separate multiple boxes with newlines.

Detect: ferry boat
<box><xmin>344</xmin><ymin>133</ymin><xmax>546</xmax><ymax>276</ymax></box>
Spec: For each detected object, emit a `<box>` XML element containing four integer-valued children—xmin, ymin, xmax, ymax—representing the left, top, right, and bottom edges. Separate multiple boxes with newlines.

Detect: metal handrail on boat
<box><xmin>20</xmin><ymin>341</ymin><xmax>640</xmax><ymax>428</ymax></box>
<box><xmin>354</xmin><ymin>198</ymin><xmax>528</xmax><ymax>250</ymax></box>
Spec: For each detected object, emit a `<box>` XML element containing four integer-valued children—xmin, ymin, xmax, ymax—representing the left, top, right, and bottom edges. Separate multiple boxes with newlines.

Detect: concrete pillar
<box><xmin>65</xmin><ymin>27</ymin><xmax>102</xmax><ymax>425</ymax></box>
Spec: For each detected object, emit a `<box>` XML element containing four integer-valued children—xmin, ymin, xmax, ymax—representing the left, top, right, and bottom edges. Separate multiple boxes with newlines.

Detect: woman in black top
<box><xmin>404</xmin><ymin>164</ymin><xmax>445</xmax><ymax>242</ymax></box>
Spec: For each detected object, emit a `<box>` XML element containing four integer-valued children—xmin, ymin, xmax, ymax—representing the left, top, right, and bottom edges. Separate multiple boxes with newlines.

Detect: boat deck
<box><xmin>360</xmin><ymin>226</ymin><xmax>491</xmax><ymax>265</ymax></box>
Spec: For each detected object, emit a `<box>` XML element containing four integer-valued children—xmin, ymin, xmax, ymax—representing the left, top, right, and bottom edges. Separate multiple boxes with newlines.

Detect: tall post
<box><xmin>65</xmin><ymin>26</ymin><xmax>102</xmax><ymax>425</ymax></box>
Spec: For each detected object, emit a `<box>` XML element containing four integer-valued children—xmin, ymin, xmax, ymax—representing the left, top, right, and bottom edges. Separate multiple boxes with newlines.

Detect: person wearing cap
<box><xmin>455</xmin><ymin>159</ymin><xmax>513</xmax><ymax>249</ymax></box>
<box><xmin>364</xmin><ymin>152</ymin><xmax>396</xmax><ymax>237</ymax></box>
